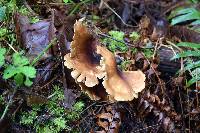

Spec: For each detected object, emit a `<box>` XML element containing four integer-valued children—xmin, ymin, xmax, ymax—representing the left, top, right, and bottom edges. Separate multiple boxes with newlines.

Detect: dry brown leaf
<box><xmin>97</xmin><ymin>45</ymin><xmax>146</xmax><ymax>101</ymax></box>
<box><xmin>96</xmin><ymin>107</ymin><xmax>121</xmax><ymax>133</ymax></box>
<box><xmin>64</xmin><ymin>20</ymin><xmax>105</xmax><ymax>87</ymax></box>
<box><xmin>14</xmin><ymin>13</ymin><xmax>56</xmax><ymax>61</ymax></box>
<box><xmin>97</xmin><ymin>113</ymin><xmax>112</xmax><ymax>130</ymax></box>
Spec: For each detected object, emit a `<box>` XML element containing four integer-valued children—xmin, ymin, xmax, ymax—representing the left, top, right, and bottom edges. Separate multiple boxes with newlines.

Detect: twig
<box><xmin>141</xmin><ymin>52</ymin><xmax>165</xmax><ymax>94</ymax></box>
<box><xmin>102</xmin><ymin>0</ymin><xmax>136</xmax><ymax>28</ymax></box>
<box><xmin>152</xmin><ymin>38</ymin><xmax>161</xmax><ymax>60</ymax></box>
<box><xmin>69</xmin><ymin>0</ymin><xmax>94</xmax><ymax>15</ymax></box>
<box><xmin>195</xmin><ymin>69</ymin><xmax>199</xmax><ymax>107</ymax></box>
<box><xmin>31</xmin><ymin>37</ymin><xmax>57</xmax><ymax>66</ymax></box>
<box><xmin>0</xmin><ymin>87</ymin><xmax>17</xmax><ymax>120</ymax></box>
<box><xmin>132</xmin><ymin>123</ymin><xmax>161</xmax><ymax>132</ymax></box>
<box><xmin>92</xmin><ymin>25</ymin><xmax>135</xmax><ymax>47</ymax></box>
<box><xmin>6</xmin><ymin>42</ymin><xmax>18</xmax><ymax>53</ymax></box>
<box><xmin>24</xmin><ymin>1</ymin><xmax>38</xmax><ymax>16</ymax></box>
<box><xmin>177</xmin><ymin>86</ymin><xmax>185</xmax><ymax>131</ymax></box>
<box><xmin>98</xmin><ymin>32</ymin><xmax>134</xmax><ymax>47</ymax></box>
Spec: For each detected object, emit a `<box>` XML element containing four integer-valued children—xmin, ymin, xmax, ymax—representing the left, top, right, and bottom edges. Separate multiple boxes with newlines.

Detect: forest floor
<box><xmin>0</xmin><ymin>0</ymin><xmax>200</xmax><ymax>132</ymax></box>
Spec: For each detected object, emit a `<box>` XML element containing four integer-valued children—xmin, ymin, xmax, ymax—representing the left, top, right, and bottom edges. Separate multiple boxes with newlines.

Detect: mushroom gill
<box><xmin>97</xmin><ymin>45</ymin><xmax>146</xmax><ymax>101</ymax></box>
<box><xmin>79</xmin><ymin>83</ymin><xmax>108</xmax><ymax>101</ymax></box>
<box><xmin>64</xmin><ymin>20</ymin><xmax>105</xmax><ymax>87</ymax></box>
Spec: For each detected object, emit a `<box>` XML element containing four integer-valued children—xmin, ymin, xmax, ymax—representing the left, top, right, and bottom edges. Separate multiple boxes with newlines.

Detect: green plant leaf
<box><xmin>185</xmin><ymin>60</ymin><xmax>200</xmax><ymax>71</ymax></box>
<box><xmin>129</xmin><ymin>31</ymin><xmax>140</xmax><ymax>42</ymax></box>
<box><xmin>109</xmin><ymin>30</ymin><xmax>124</xmax><ymax>41</ymax></box>
<box><xmin>177</xmin><ymin>42</ymin><xmax>200</xmax><ymax>49</ymax></box>
<box><xmin>0</xmin><ymin>6</ymin><xmax>6</xmax><ymax>21</ymax></box>
<box><xmin>0</xmin><ymin>47</ymin><xmax>6</xmax><ymax>67</ymax></box>
<box><xmin>186</xmin><ymin>68</ymin><xmax>200</xmax><ymax>87</ymax></box>
<box><xmin>171</xmin><ymin>8</ymin><xmax>200</xmax><ymax>25</ymax></box>
<box><xmin>143</xmin><ymin>49</ymin><xmax>153</xmax><ymax>59</ymax></box>
<box><xmin>172</xmin><ymin>50</ymin><xmax>200</xmax><ymax>59</ymax></box>
<box><xmin>19</xmin><ymin>66</ymin><xmax>36</xmax><ymax>78</ymax></box>
<box><xmin>186</xmin><ymin>75</ymin><xmax>200</xmax><ymax>87</ymax></box>
<box><xmin>14</xmin><ymin>73</ymin><xmax>24</xmax><ymax>86</ymax></box>
<box><xmin>53</xmin><ymin>117</ymin><xmax>66</xmax><ymax>130</ymax></box>
<box><xmin>168</xmin><ymin>7</ymin><xmax>184</xmax><ymax>19</ymax></box>
<box><xmin>13</xmin><ymin>52</ymin><xmax>29</xmax><ymax>66</ymax></box>
<box><xmin>0</xmin><ymin>28</ymin><xmax>7</xmax><ymax>37</ymax></box>
<box><xmin>191</xmin><ymin>20</ymin><xmax>200</xmax><ymax>25</ymax></box>
<box><xmin>103</xmin><ymin>30</ymin><xmax>128</xmax><ymax>52</ymax></box>
<box><xmin>63</xmin><ymin>0</ymin><xmax>72</xmax><ymax>3</ymax></box>
<box><xmin>24</xmin><ymin>77</ymin><xmax>33</xmax><ymax>87</ymax></box>
<box><xmin>3</xmin><ymin>65</ymin><xmax>18</xmax><ymax>79</ymax></box>
<box><xmin>3</xmin><ymin>52</ymin><xmax>36</xmax><ymax>86</ymax></box>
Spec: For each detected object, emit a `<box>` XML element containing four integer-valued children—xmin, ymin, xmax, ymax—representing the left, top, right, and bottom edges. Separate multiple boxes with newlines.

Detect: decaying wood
<box><xmin>158</xmin><ymin>47</ymin><xmax>181</xmax><ymax>75</ymax></box>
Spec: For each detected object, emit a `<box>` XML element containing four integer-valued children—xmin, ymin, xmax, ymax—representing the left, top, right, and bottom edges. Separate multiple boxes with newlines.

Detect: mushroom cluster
<box><xmin>64</xmin><ymin>20</ymin><xmax>146</xmax><ymax>101</ymax></box>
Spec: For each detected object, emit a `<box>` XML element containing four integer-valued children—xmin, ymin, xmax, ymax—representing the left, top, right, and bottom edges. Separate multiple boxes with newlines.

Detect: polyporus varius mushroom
<box><xmin>97</xmin><ymin>45</ymin><xmax>146</xmax><ymax>101</ymax></box>
<box><xmin>64</xmin><ymin>20</ymin><xmax>145</xmax><ymax>101</ymax></box>
<box><xmin>64</xmin><ymin>20</ymin><xmax>105</xmax><ymax>87</ymax></box>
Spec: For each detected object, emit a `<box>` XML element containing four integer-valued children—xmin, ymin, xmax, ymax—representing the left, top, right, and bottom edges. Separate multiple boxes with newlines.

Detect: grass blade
<box><xmin>172</xmin><ymin>50</ymin><xmax>200</xmax><ymax>59</ymax></box>
<box><xmin>177</xmin><ymin>42</ymin><xmax>200</xmax><ymax>49</ymax></box>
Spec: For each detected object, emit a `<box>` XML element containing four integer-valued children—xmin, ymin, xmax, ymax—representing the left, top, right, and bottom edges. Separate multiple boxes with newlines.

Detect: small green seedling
<box><xmin>0</xmin><ymin>27</ymin><xmax>7</xmax><ymax>37</ymax></box>
<box><xmin>129</xmin><ymin>31</ymin><xmax>140</xmax><ymax>42</ymax></box>
<box><xmin>0</xmin><ymin>95</ymin><xmax>4</xmax><ymax>105</ymax></box>
<box><xmin>103</xmin><ymin>30</ymin><xmax>128</xmax><ymax>52</ymax></box>
<box><xmin>63</xmin><ymin>0</ymin><xmax>73</xmax><ymax>3</ymax></box>
<box><xmin>20</xmin><ymin>85</ymin><xmax>85</xmax><ymax>133</ymax></box>
<box><xmin>119</xmin><ymin>60</ymin><xmax>132</xmax><ymax>70</ymax></box>
<box><xmin>171</xmin><ymin>42</ymin><xmax>200</xmax><ymax>87</ymax></box>
<box><xmin>3</xmin><ymin>52</ymin><xmax>36</xmax><ymax>86</ymax></box>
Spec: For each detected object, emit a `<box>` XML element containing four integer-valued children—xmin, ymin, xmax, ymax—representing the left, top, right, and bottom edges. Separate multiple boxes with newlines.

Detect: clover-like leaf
<box><xmin>3</xmin><ymin>66</ymin><xmax>18</xmax><ymax>79</ymax></box>
<box><xmin>13</xmin><ymin>52</ymin><xmax>29</xmax><ymax>66</ymax></box>
<box><xmin>24</xmin><ymin>76</ymin><xmax>33</xmax><ymax>87</ymax></box>
<box><xmin>19</xmin><ymin>66</ymin><xmax>36</xmax><ymax>78</ymax></box>
<box><xmin>14</xmin><ymin>73</ymin><xmax>24</xmax><ymax>86</ymax></box>
<box><xmin>3</xmin><ymin>52</ymin><xmax>36</xmax><ymax>86</ymax></box>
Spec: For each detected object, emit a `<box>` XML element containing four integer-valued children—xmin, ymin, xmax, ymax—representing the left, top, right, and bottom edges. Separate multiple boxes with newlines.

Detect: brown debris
<box><xmin>14</xmin><ymin>13</ymin><xmax>56</xmax><ymax>61</ymax></box>
<box><xmin>64</xmin><ymin>20</ymin><xmax>105</xmax><ymax>87</ymax></box>
<box><xmin>96</xmin><ymin>105</ymin><xmax>121</xmax><ymax>133</ymax></box>
<box><xmin>138</xmin><ymin>90</ymin><xmax>180</xmax><ymax>132</ymax></box>
<box><xmin>97</xmin><ymin>45</ymin><xmax>146</xmax><ymax>101</ymax></box>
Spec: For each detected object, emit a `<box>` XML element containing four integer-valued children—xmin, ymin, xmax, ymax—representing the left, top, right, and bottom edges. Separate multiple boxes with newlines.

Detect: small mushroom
<box><xmin>97</xmin><ymin>45</ymin><xmax>146</xmax><ymax>101</ymax></box>
<box><xmin>64</xmin><ymin>20</ymin><xmax>105</xmax><ymax>87</ymax></box>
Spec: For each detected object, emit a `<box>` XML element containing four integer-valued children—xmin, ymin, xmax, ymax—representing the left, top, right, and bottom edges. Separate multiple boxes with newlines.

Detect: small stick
<box><xmin>102</xmin><ymin>0</ymin><xmax>136</xmax><ymax>28</ymax></box>
<box><xmin>31</xmin><ymin>37</ymin><xmax>57</xmax><ymax>66</ymax></box>
<box><xmin>0</xmin><ymin>88</ymin><xmax>17</xmax><ymax>120</ymax></box>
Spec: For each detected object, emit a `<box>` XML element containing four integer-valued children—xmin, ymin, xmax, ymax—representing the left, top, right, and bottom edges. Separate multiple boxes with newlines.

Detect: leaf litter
<box><xmin>1</xmin><ymin>0</ymin><xmax>200</xmax><ymax>132</ymax></box>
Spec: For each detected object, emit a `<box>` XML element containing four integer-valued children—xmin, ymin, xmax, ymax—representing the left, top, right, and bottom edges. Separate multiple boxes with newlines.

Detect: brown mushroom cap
<box><xmin>64</xmin><ymin>20</ymin><xmax>105</xmax><ymax>87</ymax></box>
<box><xmin>97</xmin><ymin>45</ymin><xmax>146</xmax><ymax>101</ymax></box>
